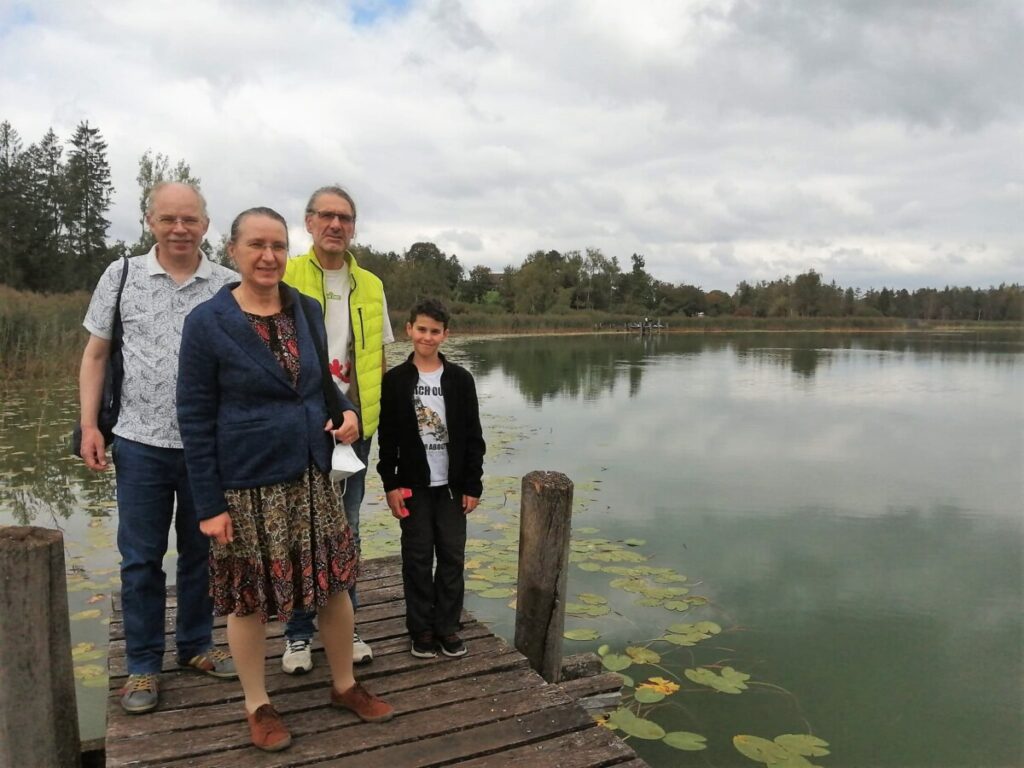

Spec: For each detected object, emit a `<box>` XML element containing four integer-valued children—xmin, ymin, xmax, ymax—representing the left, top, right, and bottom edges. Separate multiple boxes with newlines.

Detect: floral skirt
<box><xmin>210</xmin><ymin>466</ymin><xmax>359</xmax><ymax>622</ymax></box>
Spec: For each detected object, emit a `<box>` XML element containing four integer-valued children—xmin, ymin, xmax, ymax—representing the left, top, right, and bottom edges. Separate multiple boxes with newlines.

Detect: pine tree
<box><xmin>0</xmin><ymin>120</ymin><xmax>32</xmax><ymax>288</ymax></box>
<box><xmin>63</xmin><ymin>121</ymin><xmax>113</xmax><ymax>290</ymax></box>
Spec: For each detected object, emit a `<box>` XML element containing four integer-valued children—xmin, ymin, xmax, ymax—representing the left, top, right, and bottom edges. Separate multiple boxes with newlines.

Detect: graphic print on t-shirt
<box><xmin>414</xmin><ymin>396</ymin><xmax>448</xmax><ymax>444</ymax></box>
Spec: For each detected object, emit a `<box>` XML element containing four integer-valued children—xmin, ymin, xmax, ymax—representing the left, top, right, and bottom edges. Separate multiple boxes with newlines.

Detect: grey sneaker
<box><xmin>282</xmin><ymin>638</ymin><xmax>313</xmax><ymax>675</ymax></box>
<box><xmin>439</xmin><ymin>633</ymin><xmax>467</xmax><ymax>658</ymax></box>
<box><xmin>182</xmin><ymin>646</ymin><xmax>237</xmax><ymax>678</ymax></box>
<box><xmin>120</xmin><ymin>673</ymin><xmax>159</xmax><ymax>714</ymax></box>
<box><xmin>353</xmin><ymin>632</ymin><xmax>373</xmax><ymax>665</ymax></box>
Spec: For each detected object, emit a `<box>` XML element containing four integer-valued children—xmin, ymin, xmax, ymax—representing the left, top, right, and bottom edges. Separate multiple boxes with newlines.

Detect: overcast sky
<box><xmin>2</xmin><ymin>0</ymin><xmax>1021</xmax><ymax>290</ymax></box>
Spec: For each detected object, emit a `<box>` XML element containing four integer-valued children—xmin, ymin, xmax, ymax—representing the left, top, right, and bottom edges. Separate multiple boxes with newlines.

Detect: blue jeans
<box><xmin>285</xmin><ymin>436</ymin><xmax>371</xmax><ymax>642</ymax></box>
<box><xmin>113</xmin><ymin>437</ymin><xmax>213</xmax><ymax>674</ymax></box>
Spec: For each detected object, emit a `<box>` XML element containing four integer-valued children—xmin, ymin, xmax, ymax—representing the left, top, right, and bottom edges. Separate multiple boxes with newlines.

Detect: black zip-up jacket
<box><xmin>376</xmin><ymin>352</ymin><xmax>485</xmax><ymax>498</ymax></box>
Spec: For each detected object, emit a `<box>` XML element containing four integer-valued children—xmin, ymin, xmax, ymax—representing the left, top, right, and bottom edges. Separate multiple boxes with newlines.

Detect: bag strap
<box><xmin>111</xmin><ymin>256</ymin><xmax>129</xmax><ymax>344</ymax></box>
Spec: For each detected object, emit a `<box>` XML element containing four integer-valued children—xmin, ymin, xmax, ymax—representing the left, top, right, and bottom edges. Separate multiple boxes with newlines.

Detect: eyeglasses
<box><xmin>311</xmin><ymin>210</ymin><xmax>356</xmax><ymax>225</ymax></box>
<box><xmin>154</xmin><ymin>215</ymin><xmax>204</xmax><ymax>227</ymax></box>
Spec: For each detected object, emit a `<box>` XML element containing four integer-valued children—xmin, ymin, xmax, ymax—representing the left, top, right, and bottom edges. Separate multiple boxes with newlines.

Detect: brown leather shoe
<box><xmin>330</xmin><ymin>682</ymin><xmax>395</xmax><ymax>722</ymax></box>
<box><xmin>246</xmin><ymin>703</ymin><xmax>292</xmax><ymax>752</ymax></box>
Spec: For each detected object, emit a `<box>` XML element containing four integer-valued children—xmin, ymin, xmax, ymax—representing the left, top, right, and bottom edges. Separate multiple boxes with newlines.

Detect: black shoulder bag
<box><xmin>72</xmin><ymin>256</ymin><xmax>129</xmax><ymax>457</ymax></box>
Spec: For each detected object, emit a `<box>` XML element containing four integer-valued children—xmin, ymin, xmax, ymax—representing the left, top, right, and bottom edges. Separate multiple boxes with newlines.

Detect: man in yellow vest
<box><xmin>281</xmin><ymin>185</ymin><xmax>394</xmax><ymax>673</ymax></box>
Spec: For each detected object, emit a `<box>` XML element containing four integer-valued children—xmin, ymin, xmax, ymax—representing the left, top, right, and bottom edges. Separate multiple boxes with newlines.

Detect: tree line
<box><xmin>1</xmin><ymin>118</ymin><xmax>1019</xmax><ymax>321</ymax></box>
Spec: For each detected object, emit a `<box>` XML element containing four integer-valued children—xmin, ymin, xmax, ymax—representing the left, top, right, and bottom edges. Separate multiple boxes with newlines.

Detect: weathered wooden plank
<box><xmin>106</xmin><ymin>636</ymin><xmax>527</xmax><ymax>739</ymax></box>
<box><xmin>454</xmin><ymin>726</ymin><xmax>638</xmax><ymax>767</ymax></box>
<box><xmin>307</xmin><ymin>700</ymin><xmax>598</xmax><ymax>768</ymax></box>
<box><xmin>107</xmin><ymin>666</ymin><xmax>550</xmax><ymax>766</ymax></box>
<box><xmin>150</xmin><ymin>681</ymin><xmax>586</xmax><ymax>768</ymax></box>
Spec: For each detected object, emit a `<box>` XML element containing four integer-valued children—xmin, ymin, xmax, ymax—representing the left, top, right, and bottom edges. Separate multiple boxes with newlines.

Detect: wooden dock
<box><xmin>105</xmin><ymin>555</ymin><xmax>649</xmax><ymax>767</ymax></box>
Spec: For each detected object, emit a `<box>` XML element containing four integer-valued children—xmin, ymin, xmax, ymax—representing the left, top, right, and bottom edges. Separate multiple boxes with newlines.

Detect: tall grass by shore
<box><xmin>0</xmin><ymin>286</ymin><xmax>89</xmax><ymax>381</ymax></box>
<box><xmin>1</xmin><ymin>285</ymin><xmax>1018</xmax><ymax>382</ymax></box>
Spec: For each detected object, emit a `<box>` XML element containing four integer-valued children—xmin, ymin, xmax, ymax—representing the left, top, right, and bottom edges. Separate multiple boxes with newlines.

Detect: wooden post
<box><xmin>514</xmin><ymin>470</ymin><xmax>573</xmax><ymax>683</ymax></box>
<box><xmin>0</xmin><ymin>526</ymin><xmax>81</xmax><ymax>768</ymax></box>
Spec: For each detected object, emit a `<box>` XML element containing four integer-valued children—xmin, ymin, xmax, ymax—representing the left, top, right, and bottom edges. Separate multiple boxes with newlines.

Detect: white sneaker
<box><xmin>282</xmin><ymin>638</ymin><xmax>313</xmax><ymax>674</ymax></box>
<box><xmin>353</xmin><ymin>632</ymin><xmax>373</xmax><ymax>665</ymax></box>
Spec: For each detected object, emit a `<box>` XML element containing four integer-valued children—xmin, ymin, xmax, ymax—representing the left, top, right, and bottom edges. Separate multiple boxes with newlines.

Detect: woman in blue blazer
<box><xmin>177</xmin><ymin>207</ymin><xmax>393</xmax><ymax>752</ymax></box>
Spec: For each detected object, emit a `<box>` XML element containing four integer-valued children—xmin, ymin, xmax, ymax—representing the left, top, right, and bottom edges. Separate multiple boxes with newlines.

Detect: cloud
<box><xmin>1</xmin><ymin>0</ymin><xmax>1020</xmax><ymax>290</ymax></box>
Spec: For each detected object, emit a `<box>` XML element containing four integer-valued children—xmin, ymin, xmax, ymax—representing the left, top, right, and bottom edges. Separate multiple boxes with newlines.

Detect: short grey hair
<box><xmin>305</xmin><ymin>185</ymin><xmax>357</xmax><ymax>220</ymax></box>
<box><xmin>146</xmin><ymin>181</ymin><xmax>209</xmax><ymax>218</ymax></box>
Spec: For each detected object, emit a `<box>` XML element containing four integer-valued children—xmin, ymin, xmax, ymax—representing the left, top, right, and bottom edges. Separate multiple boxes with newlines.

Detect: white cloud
<box><xmin>2</xmin><ymin>0</ymin><xmax>1021</xmax><ymax>290</ymax></box>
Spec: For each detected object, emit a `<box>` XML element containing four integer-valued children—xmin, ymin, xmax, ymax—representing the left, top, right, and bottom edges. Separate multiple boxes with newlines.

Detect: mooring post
<box><xmin>0</xmin><ymin>526</ymin><xmax>81</xmax><ymax>768</ymax></box>
<box><xmin>514</xmin><ymin>470</ymin><xmax>574</xmax><ymax>683</ymax></box>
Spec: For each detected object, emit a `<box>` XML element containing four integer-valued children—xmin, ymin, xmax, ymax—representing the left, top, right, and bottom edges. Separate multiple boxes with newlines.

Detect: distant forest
<box><xmin>1</xmin><ymin>119</ymin><xmax>1020</xmax><ymax>321</ymax></box>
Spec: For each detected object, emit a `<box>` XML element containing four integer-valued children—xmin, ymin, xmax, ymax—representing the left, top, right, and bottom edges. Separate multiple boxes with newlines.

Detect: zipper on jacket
<box><xmin>357</xmin><ymin>307</ymin><xmax>366</xmax><ymax>349</ymax></box>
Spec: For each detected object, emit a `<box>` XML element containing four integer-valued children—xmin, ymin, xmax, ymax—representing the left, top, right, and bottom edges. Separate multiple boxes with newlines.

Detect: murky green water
<box><xmin>1</xmin><ymin>331</ymin><xmax>1021</xmax><ymax>766</ymax></box>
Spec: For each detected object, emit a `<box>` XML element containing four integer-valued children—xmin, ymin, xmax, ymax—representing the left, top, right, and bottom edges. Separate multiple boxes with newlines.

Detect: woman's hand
<box><xmin>325</xmin><ymin>410</ymin><xmax>360</xmax><ymax>445</ymax></box>
<box><xmin>200</xmin><ymin>512</ymin><xmax>234</xmax><ymax>546</ymax></box>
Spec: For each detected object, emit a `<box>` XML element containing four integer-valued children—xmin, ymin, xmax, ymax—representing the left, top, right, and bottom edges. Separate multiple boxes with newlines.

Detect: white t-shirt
<box><xmin>414</xmin><ymin>366</ymin><xmax>449</xmax><ymax>486</ymax></box>
<box><xmin>322</xmin><ymin>263</ymin><xmax>394</xmax><ymax>400</ymax></box>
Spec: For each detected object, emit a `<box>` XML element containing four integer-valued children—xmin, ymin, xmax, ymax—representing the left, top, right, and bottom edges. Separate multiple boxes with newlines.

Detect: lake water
<box><xmin>1</xmin><ymin>331</ymin><xmax>1021</xmax><ymax>767</ymax></box>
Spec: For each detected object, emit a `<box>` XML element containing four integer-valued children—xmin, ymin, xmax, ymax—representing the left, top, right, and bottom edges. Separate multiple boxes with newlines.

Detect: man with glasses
<box><xmin>281</xmin><ymin>185</ymin><xmax>394</xmax><ymax>673</ymax></box>
<box><xmin>79</xmin><ymin>182</ymin><xmax>237</xmax><ymax>714</ymax></box>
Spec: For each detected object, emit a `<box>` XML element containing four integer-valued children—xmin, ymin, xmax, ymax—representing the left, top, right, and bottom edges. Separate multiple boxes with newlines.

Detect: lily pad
<box><xmin>633</xmin><ymin>687</ymin><xmax>665</xmax><ymax>704</ymax></box>
<box><xmin>663</xmin><ymin>731</ymin><xmax>708</xmax><ymax>751</ymax></box>
<box><xmin>733</xmin><ymin>735</ymin><xmax>791</xmax><ymax>763</ymax></box>
<box><xmin>625</xmin><ymin>646</ymin><xmax>661</xmax><ymax>664</ymax></box>
<box><xmin>685</xmin><ymin>666</ymin><xmax>750</xmax><ymax>694</ymax></box>
<box><xmin>577</xmin><ymin>593</ymin><xmax>608</xmax><ymax>605</ymax></box>
<box><xmin>775</xmin><ymin>734</ymin><xmax>831</xmax><ymax>757</ymax></box>
<box><xmin>607</xmin><ymin>708</ymin><xmax>666</xmax><ymax>740</ymax></box>
<box><xmin>564</xmin><ymin>628</ymin><xmax>601</xmax><ymax>641</ymax></box>
<box><xmin>70</xmin><ymin>609</ymin><xmax>102</xmax><ymax>621</ymax></box>
<box><xmin>601</xmin><ymin>653</ymin><xmax>632</xmax><ymax>672</ymax></box>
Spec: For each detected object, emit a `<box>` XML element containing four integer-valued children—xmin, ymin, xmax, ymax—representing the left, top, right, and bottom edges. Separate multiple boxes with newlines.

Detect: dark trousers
<box><xmin>113</xmin><ymin>437</ymin><xmax>213</xmax><ymax>674</ymax></box>
<box><xmin>400</xmin><ymin>485</ymin><xmax>467</xmax><ymax>638</ymax></box>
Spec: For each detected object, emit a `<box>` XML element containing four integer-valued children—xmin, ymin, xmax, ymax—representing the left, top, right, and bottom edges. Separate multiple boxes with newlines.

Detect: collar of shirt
<box><xmin>145</xmin><ymin>245</ymin><xmax>213</xmax><ymax>280</ymax></box>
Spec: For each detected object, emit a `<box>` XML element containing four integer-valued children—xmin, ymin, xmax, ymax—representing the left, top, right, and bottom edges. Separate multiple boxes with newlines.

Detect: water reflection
<box><xmin>467</xmin><ymin>333</ymin><xmax>1023</xmax><ymax>404</ymax></box>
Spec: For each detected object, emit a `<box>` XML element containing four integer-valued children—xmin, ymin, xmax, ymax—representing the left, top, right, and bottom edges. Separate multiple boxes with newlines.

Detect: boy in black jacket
<box><xmin>377</xmin><ymin>299</ymin><xmax>485</xmax><ymax>658</ymax></box>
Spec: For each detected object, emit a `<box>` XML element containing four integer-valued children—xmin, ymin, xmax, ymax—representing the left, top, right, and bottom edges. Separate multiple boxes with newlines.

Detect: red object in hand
<box><xmin>398</xmin><ymin>488</ymin><xmax>412</xmax><ymax>517</ymax></box>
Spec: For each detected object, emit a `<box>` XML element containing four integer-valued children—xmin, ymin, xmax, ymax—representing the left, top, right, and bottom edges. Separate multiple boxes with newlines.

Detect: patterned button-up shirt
<box><xmin>83</xmin><ymin>247</ymin><xmax>236</xmax><ymax>449</ymax></box>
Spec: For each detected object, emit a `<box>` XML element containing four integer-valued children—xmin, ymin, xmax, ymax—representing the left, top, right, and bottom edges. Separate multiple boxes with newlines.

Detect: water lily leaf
<box><xmin>733</xmin><ymin>735</ymin><xmax>791</xmax><ymax>763</ymax></box>
<box><xmin>663</xmin><ymin>600</ymin><xmax>691</xmax><ymax>612</ymax></box>
<box><xmin>601</xmin><ymin>653</ymin><xmax>632</xmax><ymax>672</ymax></box>
<box><xmin>597</xmin><ymin>644</ymin><xmax>610</xmax><ymax>656</ymax></box>
<box><xmin>464</xmin><ymin>580</ymin><xmax>494</xmax><ymax>592</ymax></box>
<box><xmin>73</xmin><ymin>664</ymin><xmax>104</xmax><ymax>680</ymax></box>
<box><xmin>663</xmin><ymin>731</ymin><xmax>708</xmax><ymax>751</ymax></box>
<box><xmin>564</xmin><ymin>628</ymin><xmax>601</xmax><ymax>641</ymax></box>
<box><xmin>775</xmin><ymin>734</ymin><xmax>831</xmax><ymax>757</ymax></box>
<box><xmin>653</xmin><ymin>572</ymin><xmax>688</xmax><ymax>584</ymax></box>
<box><xmin>86</xmin><ymin>594</ymin><xmax>106</xmax><ymax>604</ymax></box>
<box><xmin>566</xmin><ymin>602</ymin><xmax>610</xmax><ymax>618</ymax></box>
<box><xmin>609</xmin><ymin>577</ymin><xmax>649</xmax><ymax>593</ymax></box>
<box><xmin>618</xmin><ymin>673</ymin><xmax>634</xmax><ymax>688</ymax></box>
<box><xmin>577</xmin><ymin>562</ymin><xmax>603</xmax><ymax>572</ymax></box>
<box><xmin>576</xmin><ymin>527</ymin><xmax>601</xmax><ymax>535</ymax></box>
<box><xmin>626</xmin><ymin>646</ymin><xmax>661</xmax><ymax>664</ymax></box>
<box><xmin>662</xmin><ymin>634</ymin><xmax>698</xmax><ymax>646</ymax></box>
<box><xmin>577</xmin><ymin>593</ymin><xmax>608</xmax><ymax>605</ymax></box>
<box><xmin>687</xmin><ymin>596</ymin><xmax>708</xmax><ymax>606</ymax></box>
<box><xmin>591</xmin><ymin>549</ymin><xmax>647</xmax><ymax>563</ymax></box>
<box><xmin>640</xmin><ymin>586</ymin><xmax>689</xmax><ymax>600</ymax></box>
<box><xmin>694</xmin><ymin>621</ymin><xmax>722</xmax><ymax>635</ymax></box>
<box><xmin>623</xmin><ymin>538</ymin><xmax>646</xmax><ymax>547</ymax></box>
<box><xmin>608</xmin><ymin>708</ymin><xmax>666</xmax><ymax>740</ymax></box>
<box><xmin>633</xmin><ymin>687</ymin><xmax>664</xmax><ymax>704</ymax></box>
<box><xmin>636</xmin><ymin>597</ymin><xmax>663</xmax><ymax>607</ymax></box>
<box><xmin>685</xmin><ymin>666</ymin><xmax>750</xmax><ymax>694</ymax></box>
<box><xmin>71</xmin><ymin>642</ymin><xmax>104</xmax><ymax>661</ymax></box>
<box><xmin>477</xmin><ymin>587</ymin><xmax>516</xmax><ymax>599</ymax></box>
<box><xmin>70</xmin><ymin>609</ymin><xmax>101</xmax><ymax>621</ymax></box>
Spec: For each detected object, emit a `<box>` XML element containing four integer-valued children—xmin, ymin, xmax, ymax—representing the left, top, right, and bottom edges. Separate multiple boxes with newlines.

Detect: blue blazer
<box><xmin>177</xmin><ymin>283</ymin><xmax>357</xmax><ymax>520</ymax></box>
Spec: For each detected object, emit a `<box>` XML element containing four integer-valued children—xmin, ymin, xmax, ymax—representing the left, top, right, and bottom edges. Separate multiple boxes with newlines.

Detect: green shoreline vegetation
<box><xmin>1</xmin><ymin>283</ymin><xmax>1019</xmax><ymax>383</ymax></box>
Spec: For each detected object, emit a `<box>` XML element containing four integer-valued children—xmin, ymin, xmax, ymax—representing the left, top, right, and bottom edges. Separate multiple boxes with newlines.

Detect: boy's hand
<box><xmin>386</xmin><ymin>489</ymin><xmax>408</xmax><ymax>519</ymax></box>
<box><xmin>462</xmin><ymin>495</ymin><xmax>479</xmax><ymax>514</ymax></box>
